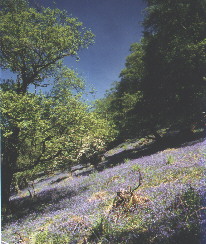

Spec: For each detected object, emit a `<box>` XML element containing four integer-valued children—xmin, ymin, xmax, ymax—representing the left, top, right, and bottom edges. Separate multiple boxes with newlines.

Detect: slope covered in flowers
<box><xmin>2</xmin><ymin>138</ymin><xmax>206</xmax><ymax>243</ymax></box>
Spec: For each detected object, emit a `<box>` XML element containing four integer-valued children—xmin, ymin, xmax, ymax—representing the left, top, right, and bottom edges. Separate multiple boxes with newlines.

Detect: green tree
<box><xmin>116</xmin><ymin>43</ymin><xmax>145</xmax><ymax>140</ymax></box>
<box><xmin>1</xmin><ymin>83</ymin><xmax>116</xmax><ymax>211</ymax></box>
<box><xmin>102</xmin><ymin>0</ymin><xmax>206</xmax><ymax>142</ymax></box>
<box><xmin>142</xmin><ymin>0</ymin><xmax>206</xmax><ymax>135</ymax></box>
<box><xmin>95</xmin><ymin>43</ymin><xmax>145</xmax><ymax>142</ymax></box>
<box><xmin>0</xmin><ymin>1</ymin><xmax>94</xmax><ymax>212</ymax></box>
<box><xmin>0</xmin><ymin>4</ymin><xmax>94</xmax><ymax>93</ymax></box>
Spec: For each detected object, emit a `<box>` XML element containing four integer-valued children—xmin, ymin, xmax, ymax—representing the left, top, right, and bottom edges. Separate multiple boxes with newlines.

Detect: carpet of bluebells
<box><xmin>2</xmin><ymin>139</ymin><xmax>206</xmax><ymax>243</ymax></box>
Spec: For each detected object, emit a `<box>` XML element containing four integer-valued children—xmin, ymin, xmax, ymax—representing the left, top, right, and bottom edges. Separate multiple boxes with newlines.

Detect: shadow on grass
<box><xmin>3</xmin><ymin>184</ymin><xmax>89</xmax><ymax>225</ymax></box>
<box><xmin>89</xmin><ymin>213</ymin><xmax>201</xmax><ymax>244</ymax></box>
<box><xmin>100</xmin><ymin>227</ymin><xmax>200</xmax><ymax>244</ymax></box>
<box><xmin>97</xmin><ymin>131</ymin><xmax>205</xmax><ymax>171</ymax></box>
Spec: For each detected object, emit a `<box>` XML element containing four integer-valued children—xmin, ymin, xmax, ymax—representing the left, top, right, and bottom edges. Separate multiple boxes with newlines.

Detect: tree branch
<box><xmin>15</xmin><ymin>149</ymin><xmax>62</xmax><ymax>173</ymax></box>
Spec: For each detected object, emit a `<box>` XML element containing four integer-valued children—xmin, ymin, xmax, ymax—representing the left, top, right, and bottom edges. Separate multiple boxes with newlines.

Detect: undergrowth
<box><xmin>2</xmin><ymin>140</ymin><xmax>206</xmax><ymax>244</ymax></box>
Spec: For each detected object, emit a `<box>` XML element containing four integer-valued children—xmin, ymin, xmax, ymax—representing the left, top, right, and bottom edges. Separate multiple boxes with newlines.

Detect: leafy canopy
<box><xmin>0</xmin><ymin>1</ymin><xmax>94</xmax><ymax>92</ymax></box>
<box><xmin>98</xmin><ymin>0</ymin><xmax>206</xmax><ymax>143</ymax></box>
<box><xmin>0</xmin><ymin>86</ymin><xmax>117</xmax><ymax>177</ymax></box>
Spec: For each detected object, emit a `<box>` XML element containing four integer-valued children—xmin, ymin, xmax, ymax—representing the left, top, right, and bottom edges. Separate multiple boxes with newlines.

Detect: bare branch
<box><xmin>131</xmin><ymin>169</ymin><xmax>142</xmax><ymax>192</ymax></box>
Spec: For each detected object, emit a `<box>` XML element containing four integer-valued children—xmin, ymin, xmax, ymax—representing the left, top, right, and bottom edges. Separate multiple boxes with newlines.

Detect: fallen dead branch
<box><xmin>112</xmin><ymin>169</ymin><xmax>149</xmax><ymax>212</ymax></box>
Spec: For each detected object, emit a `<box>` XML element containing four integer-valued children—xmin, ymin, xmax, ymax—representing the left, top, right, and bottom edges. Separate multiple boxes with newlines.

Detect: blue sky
<box><xmin>0</xmin><ymin>0</ymin><xmax>146</xmax><ymax>100</ymax></box>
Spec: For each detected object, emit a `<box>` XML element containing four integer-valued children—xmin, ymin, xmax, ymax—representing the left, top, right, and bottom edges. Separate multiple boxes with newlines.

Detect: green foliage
<box><xmin>89</xmin><ymin>216</ymin><xmax>113</xmax><ymax>242</ymax></box>
<box><xmin>0</xmin><ymin>2</ymin><xmax>94</xmax><ymax>93</ymax></box>
<box><xmin>166</xmin><ymin>155</ymin><xmax>175</xmax><ymax>165</ymax></box>
<box><xmin>124</xmin><ymin>158</ymin><xmax>130</xmax><ymax>163</ymax></box>
<box><xmin>0</xmin><ymin>1</ymin><xmax>96</xmax><ymax>211</ymax></box>
<box><xmin>106</xmin><ymin>43</ymin><xmax>145</xmax><ymax>141</ymax></box>
<box><xmin>142</xmin><ymin>0</ymin><xmax>206</xmax><ymax>130</ymax></box>
<box><xmin>131</xmin><ymin>164</ymin><xmax>141</xmax><ymax>172</ymax></box>
<box><xmin>0</xmin><ymin>0</ymin><xmax>29</xmax><ymax>13</ymax></box>
<box><xmin>30</xmin><ymin>229</ymin><xmax>71</xmax><ymax>244</ymax></box>
<box><xmin>98</xmin><ymin>0</ymin><xmax>206</xmax><ymax>142</ymax></box>
<box><xmin>0</xmin><ymin>85</ymin><xmax>116</xmax><ymax>179</ymax></box>
<box><xmin>119</xmin><ymin>42</ymin><xmax>144</xmax><ymax>95</ymax></box>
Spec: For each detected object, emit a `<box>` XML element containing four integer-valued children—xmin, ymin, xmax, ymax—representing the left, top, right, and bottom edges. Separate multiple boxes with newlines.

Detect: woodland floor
<box><xmin>2</xmin><ymin>133</ymin><xmax>206</xmax><ymax>244</ymax></box>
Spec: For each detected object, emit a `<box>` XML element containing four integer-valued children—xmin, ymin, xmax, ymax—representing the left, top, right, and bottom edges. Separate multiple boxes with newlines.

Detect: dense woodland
<box><xmin>1</xmin><ymin>0</ymin><xmax>206</xmax><ymax>243</ymax></box>
<box><xmin>95</xmin><ymin>0</ymin><xmax>206</xmax><ymax>142</ymax></box>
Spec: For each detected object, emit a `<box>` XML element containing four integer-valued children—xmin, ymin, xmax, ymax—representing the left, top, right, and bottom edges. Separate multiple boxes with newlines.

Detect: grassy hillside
<box><xmin>2</xmin><ymin>138</ymin><xmax>206</xmax><ymax>244</ymax></box>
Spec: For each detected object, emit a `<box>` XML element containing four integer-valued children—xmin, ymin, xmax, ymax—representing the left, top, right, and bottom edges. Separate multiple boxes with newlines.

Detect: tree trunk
<box><xmin>1</xmin><ymin>163</ymin><xmax>13</xmax><ymax>214</ymax></box>
<box><xmin>1</xmin><ymin>127</ymin><xmax>20</xmax><ymax>214</ymax></box>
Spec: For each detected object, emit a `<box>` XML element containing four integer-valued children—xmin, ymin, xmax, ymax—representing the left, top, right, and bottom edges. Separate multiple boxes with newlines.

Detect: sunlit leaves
<box><xmin>0</xmin><ymin>4</ymin><xmax>94</xmax><ymax>89</ymax></box>
<box><xmin>0</xmin><ymin>86</ymin><xmax>116</xmax><ymax>174</ymax></box>
<box><xmin>0</xmin><ymin>0</ymin><xmax>96</xmax><ymax>212</ymax></box>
